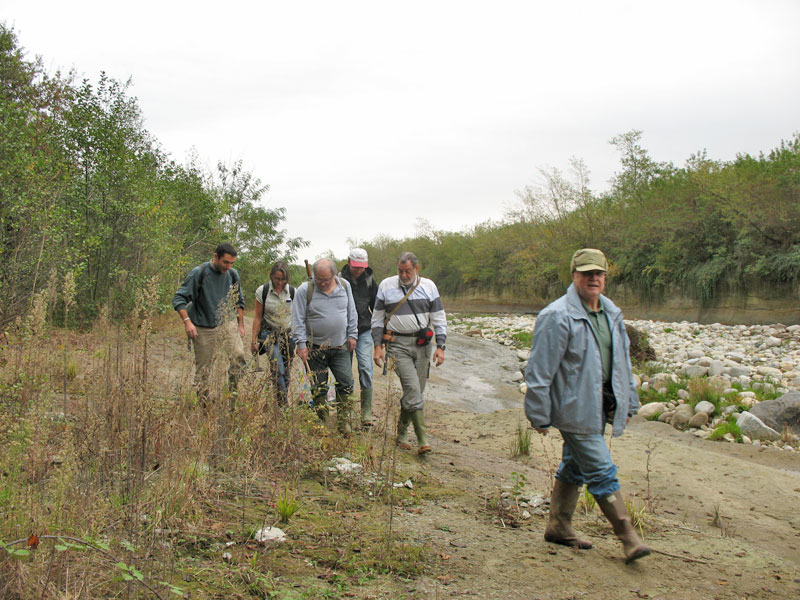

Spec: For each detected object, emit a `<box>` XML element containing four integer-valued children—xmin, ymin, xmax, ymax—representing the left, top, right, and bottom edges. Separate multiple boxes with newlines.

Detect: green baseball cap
<box><xmin>570</xmin><ymin>248</ymin><xmax>608</xmax><ymax>272</ymax></box>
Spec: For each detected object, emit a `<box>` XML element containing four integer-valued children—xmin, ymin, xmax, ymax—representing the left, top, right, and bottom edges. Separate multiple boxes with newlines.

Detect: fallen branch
<box><xmin>651</xmin><ymin>548</ymin><xmax>710</xmax><ymax>564</ymax></box>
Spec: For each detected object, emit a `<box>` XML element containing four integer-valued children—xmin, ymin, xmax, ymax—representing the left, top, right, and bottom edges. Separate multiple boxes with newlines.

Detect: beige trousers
<box><xmin>193</xmin><ymin>321</ymin><xmax>248</xmax><ymax>392</ymax></box>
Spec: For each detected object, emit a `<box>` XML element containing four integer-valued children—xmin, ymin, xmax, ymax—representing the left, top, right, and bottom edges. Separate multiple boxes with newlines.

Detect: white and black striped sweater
<box><xmin>370</xmin><ymin>275</ymin><xmax>447</xmax><ymax>347</ymax></box>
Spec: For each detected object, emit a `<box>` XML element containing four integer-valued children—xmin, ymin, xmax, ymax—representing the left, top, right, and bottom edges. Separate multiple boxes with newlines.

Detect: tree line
<box><xmin>0</xmin><ymin>24</ymin><xmax>305</xmax><ymax>327</ymax></box>
<box><xmin>4</xmin><ymin>23</ymin><xmax>797</xmax><ymax>327</ymax></box>
<box><xmin>360</xmin><ymin>130</ymin><xmax>800</xmax><ymax>306</ymax></box>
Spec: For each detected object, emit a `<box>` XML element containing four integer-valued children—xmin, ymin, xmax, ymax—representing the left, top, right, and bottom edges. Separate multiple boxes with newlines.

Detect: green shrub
<box><xmin>511</xmin><ymin>331</ymin><xmax>532</xmax><ymax>348</ymax></box>
<box><xmin>708</xmin><ymin>415</ymin><xmax>742</xmax><ymax>442</ymax></box>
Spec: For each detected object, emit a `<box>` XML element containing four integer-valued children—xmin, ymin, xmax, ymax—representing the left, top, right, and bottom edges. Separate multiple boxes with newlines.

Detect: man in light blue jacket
<box><xmin>524</xmin><ymin>248</ymin><xmax>650</xmax><ymax>564</ymax></box>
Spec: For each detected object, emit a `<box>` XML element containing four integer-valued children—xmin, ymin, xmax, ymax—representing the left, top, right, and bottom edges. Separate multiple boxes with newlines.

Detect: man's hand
<box><xmin>346</xmin><ymin>337</ymin><xmax>357</xmax><ymax>352</ymax></box>
<box><xmin>534</xmin><ymin>427</ymin><xmax>549</xmax><ymax>435</ymax></box>
<box><xmin>297</xmin><ymin>347</ymin><xmax>309</xmax><ymax>362</ymax></box>
<box><xmin>250</xmin><ymin>341</ymin><xmax>260</xmax><ymax>355</ymax></box>
<box><xmin>238</xmin><ymin>323</ymin><xmax>245</xmax><ymax>338</ymax></box>
<box><xmin>373</xmin><ymin>345</ymin><xmax>385</xmax><ymax>367</ymax></box>
<box><xmin>185</xmin><ymin>320</ymin><xmax>197</xmax><ymax>340</ymax></box>
<box><xmin>432</xmin><ymin>347</ymin><xmax>445</xmax><ymax>367</ymax></box>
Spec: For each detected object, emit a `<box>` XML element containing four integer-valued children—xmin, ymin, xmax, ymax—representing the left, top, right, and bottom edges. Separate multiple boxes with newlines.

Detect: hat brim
<box><xmin>574</xmin><ymin>264</ymin><xmax>607</xmax><ymax>272</ymax></box>
<box><xmin>349</xmin><ymin>260</ymin><xmax>368</xmax><ymax>268</ymax></box>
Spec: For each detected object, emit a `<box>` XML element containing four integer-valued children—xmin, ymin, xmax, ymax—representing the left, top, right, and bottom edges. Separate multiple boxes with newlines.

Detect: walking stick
<box><xmin>301</xmin><ymin>258</ymin><xmax>314</xmax><ymax>376</ymax></box>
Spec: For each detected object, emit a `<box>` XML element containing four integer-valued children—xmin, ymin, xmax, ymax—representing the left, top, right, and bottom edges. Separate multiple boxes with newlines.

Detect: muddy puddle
<box><xmin>424</xmin><ymin>332</ymin><xmax>524</xmax><ymax>413</ymax></box>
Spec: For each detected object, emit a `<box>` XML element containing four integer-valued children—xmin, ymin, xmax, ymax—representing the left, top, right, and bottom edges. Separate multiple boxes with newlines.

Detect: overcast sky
<box><xmin>4</xmin><ymin>0</ymin><xmax>799</xmax><ymax>262</ymax></box>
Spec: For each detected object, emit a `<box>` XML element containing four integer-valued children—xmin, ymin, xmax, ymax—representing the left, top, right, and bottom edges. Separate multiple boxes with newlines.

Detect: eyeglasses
<box><xmin>315</xmin><ymin>276</ymin><xmax>334</xmax><ymax>285</ymax></box>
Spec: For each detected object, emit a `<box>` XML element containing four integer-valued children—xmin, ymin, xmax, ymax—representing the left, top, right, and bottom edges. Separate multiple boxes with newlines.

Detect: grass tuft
<box><xmin>509</xmin><ymin>423</ymin><xmax>532</xmax><ymax>457</ymax></box>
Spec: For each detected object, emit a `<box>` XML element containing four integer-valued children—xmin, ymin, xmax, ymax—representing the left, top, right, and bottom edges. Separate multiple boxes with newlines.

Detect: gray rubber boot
<box><xmin>544</xmin><ymin>479</ymin><xmax>593</xmax><ymax>549</ymax></box>
<box><xmin>314</xmin><ymin>401</ymin><xmax>329</xmax><ymax>423</ymax></box>
<box><xmin>595</xmin><ymin>491</ymin><xmax>651</xmax><ymax>563</ymax></box>
<box><xmin>336</xmin><ymin>391</ymin><xmax>353</xmax><ymax>436</ymax></box>
<box><xmin>396</xmin><ymin>409</ymin><xmax>412</xmax><ymax>449</ymax></box>
<box><xmin>409</xmin><ymin>409</ymin><xmax>431</xmax><ymax>454</ymax></box>
<box><xmin>360</xmin><ymin>387</ymin><xmax>374</xmax><ymax>427</ymax></box>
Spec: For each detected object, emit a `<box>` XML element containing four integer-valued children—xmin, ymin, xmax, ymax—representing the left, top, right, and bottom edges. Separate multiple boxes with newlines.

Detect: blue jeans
<box><xmin>308</xmin><ymin>346</ymin><xmax>353</xmax><ymax>405</ymax></box>
<box><xmin>351</xmin><ymin>330</ymin><xmax>374</xmax><ymax>390</ymax></box>
<box><xmin>267</xmin><ymin>333</ymin><xmax>295</xmax><ymax>403</ymax></box>
<box><xmin>555</xmin><ymin>431</ymin><xmax>620</xmax><ymax>498</ymax></box>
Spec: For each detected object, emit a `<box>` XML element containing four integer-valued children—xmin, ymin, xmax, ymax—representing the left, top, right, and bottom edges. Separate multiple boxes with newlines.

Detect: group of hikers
<box><xmin>172</xmin><ymin>243</ymin><xmax>650</xmax><ymax>564</ymax></box>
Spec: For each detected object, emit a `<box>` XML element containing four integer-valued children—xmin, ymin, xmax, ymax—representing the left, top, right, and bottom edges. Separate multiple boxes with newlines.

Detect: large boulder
<box><xmin>638</xmin><ymin>402</ymin><xmax>667</xmax><ymax>420</ymax></box>
<box><xmin>671</xmin><ymin>403</ymin><xmax>695</xmax><ymax>430</ymax></box>
<box><xmin>694</xmin><ymin>401</ymin><xmax>716</xmax><ymax>416</ymax></box>
<box><xmin>736</xmin><ymin>411</ymin><xmax>781</xmax><ymax>442</ymax></box>
<box><xmin>650</xmin><ymin>373</ymin><xmax>673</xmax><ymax>390</ymax></box>
<box><xmin>749</xmin><ymin>392</ymin><xmax>800</xmax><ymax>436</ymax></box>
<box><xmin>682</xmin><ymin>364</ymin><xmax>709</xmax><ymax>378</ymax></box>
<box><xmin>688</xmin><ymin>412</ymin><xmax>709</xmax><ymax>428</ymax></box>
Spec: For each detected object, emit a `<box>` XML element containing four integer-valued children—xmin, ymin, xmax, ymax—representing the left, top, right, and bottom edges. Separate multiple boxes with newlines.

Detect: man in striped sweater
<box><xmin>372</xmin><ymin>252</ymin><xmax>446</xmax><ymax>454</ymax></box>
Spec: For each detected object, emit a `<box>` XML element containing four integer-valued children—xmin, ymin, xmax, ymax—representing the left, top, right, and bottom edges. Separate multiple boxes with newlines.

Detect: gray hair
<box><xmin>397</xmin><ymin>251</ymin><xmax>418</xmax><ymax>268</ymax></box>
<box><xmin>313</xmin><ymin>258</ymin><xmax>336</xmax><ymax>278</ymax></box>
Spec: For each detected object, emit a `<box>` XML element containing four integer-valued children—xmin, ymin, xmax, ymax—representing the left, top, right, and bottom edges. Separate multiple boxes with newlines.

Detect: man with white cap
<box><xmin>524</xmin><ymin>248</ymin><xmax>650</xmax><ymax>564</ymax></box>
<box><xmin>339</xmin><ymin>248</ymin><xmax>379</xmax><ymax>428</ymax></box>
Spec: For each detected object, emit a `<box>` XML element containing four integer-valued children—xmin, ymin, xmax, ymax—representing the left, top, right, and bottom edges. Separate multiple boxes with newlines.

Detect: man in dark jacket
<box><xmin>339</xmin><ymin>248</ymin><xmax>379</xmax><ymax>427</ymax></box>
<box><xmin>173</xmin><ymin>243</ymin><xmax>247</xmax><ymax>397</ymax></box>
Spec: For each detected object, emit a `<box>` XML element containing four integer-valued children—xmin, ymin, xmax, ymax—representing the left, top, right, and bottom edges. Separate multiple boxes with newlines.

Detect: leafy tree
<box><xmin>0</xmin><ymin>24</ymin><xmax>72</xmax><ymax>325</ymax></box>
<box><xmin>212</xmin><ymin>160</ymin><xmax>307</xmax><ymax>294</ymax></box>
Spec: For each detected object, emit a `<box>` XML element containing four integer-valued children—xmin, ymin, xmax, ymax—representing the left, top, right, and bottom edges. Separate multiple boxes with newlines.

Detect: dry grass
<box><xmin>0</xmin><ymin>287</ymin><xmax>423</xmax><ymax>598</ymax></box>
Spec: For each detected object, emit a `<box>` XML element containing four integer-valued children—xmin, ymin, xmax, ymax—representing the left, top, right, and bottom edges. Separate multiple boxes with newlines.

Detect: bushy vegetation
<box><xmin>360</xmin><ymin>132</ymin><xmax>800</xmax><ymax>309</ymax></box>
<box><xmin>0</xmin><ymin>24</ymin><xmax>305</xmax><ymax>328</ymax></box>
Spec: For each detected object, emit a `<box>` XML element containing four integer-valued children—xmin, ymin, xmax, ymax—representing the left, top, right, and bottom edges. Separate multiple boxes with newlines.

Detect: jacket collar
<box><xmin>565</xmin><ymin>283</ymin><xmax>621</xmax><ymax>322</ymax></box>
<box><xmin>341</xmin><ymin>264</ymin><xmax>373</xmax><ymax>282</ymax></box>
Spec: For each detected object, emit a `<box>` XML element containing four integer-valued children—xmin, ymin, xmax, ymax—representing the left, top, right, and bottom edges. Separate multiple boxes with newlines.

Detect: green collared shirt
<box><xmin>583</xmin><ymin>300</ymin><xmax>612</xmax><ymax>382</ymax></box>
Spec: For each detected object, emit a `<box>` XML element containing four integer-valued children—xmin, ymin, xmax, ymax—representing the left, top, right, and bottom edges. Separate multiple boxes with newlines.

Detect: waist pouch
<box><xmin>602</xmin><ymin>382</ymin><xmax>617</xmax><ymax>423</ymax></box>
<box><xmin>415</xmin><ymin>327</ymin><xmax>434</xmax><ymax>346</ymax></box>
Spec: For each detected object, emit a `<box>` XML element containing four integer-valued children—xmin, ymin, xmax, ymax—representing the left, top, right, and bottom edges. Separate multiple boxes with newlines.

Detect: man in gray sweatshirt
<box><xmin>292</xmin><ymin>258</ymin><xmax>358</xmax><ymax>434</ymax></box>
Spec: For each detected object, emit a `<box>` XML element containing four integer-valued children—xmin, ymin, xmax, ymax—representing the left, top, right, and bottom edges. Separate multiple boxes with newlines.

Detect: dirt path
<box><xmin>158</xmin><ymin>320</ymin><xmax>800</xmax><ymax>598</ymax></box>
<box><xmin>368</xmin><ymin>333</ymin><xmax>800</xmax><ymax>599</ymax></box>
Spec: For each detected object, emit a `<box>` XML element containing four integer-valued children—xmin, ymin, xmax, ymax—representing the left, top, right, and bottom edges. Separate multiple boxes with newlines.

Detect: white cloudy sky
<box><xmin>4</xmin><ymin>0</ymin><xmax>799</xmax><ymax>261</ymax></box>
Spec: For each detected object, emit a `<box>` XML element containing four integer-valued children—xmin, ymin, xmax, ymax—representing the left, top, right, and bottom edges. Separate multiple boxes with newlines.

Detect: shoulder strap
<box><xmin>384</xmin><ymin>279</ymin><xmax>421</xmax><ymax>327</ymax></box>
<box><xmin>305</xmin><ymin>282</ymin><xmax>314</xmax><ymax>345</ymax></box>
<box><xmin>289</xmin><ymin>285</ymin><xmax>295</xmax><ymax>301</ymax></box>
<box><xmin>261</xmin><ymin>282</ymin><xmax>269</xmax><ymax>305</ymax></box>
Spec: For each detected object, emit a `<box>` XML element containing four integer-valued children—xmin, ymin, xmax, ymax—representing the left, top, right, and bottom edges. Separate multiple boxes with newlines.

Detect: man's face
<box><xmin>315</xmin><ymin>267</ymin><xmax>336</xmax><ymax>293</ymax></box>
<box><xmin>397</xmin><ymin>261</ymin><xmax>418</xmax><ymax>286</ymax></box>
<box><xmin>348</xmin><ymin>260</ymin><xmax>365</xmax><ymax>279</ymax></box>
<box><xmin>211</xmin><ymin>252</ymin><xmax>236</xmax><ymax>273</ymax></box>
<box><xmin>571</xmin><ymin>270</ymin><xmax>606</xmax><ymax>307</ymax></box>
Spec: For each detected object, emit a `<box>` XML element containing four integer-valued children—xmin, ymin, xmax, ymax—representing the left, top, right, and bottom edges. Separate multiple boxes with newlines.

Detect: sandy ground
<box><xmin>158</xmin><ymin>318</ymin><xmax>800</xmax><ymax>599</ymax></box>
<box><xmin>367</xmin><ymin>332</ymin><xmax>800</xmax><ymax>599</ymax></box>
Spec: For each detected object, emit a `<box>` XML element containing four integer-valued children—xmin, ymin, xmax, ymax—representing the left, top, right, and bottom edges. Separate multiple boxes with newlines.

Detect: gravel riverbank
<box><xmin>447</xmin><ymin>312</ymin><xmax>800</xmax><ymax>449</ymax></box>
